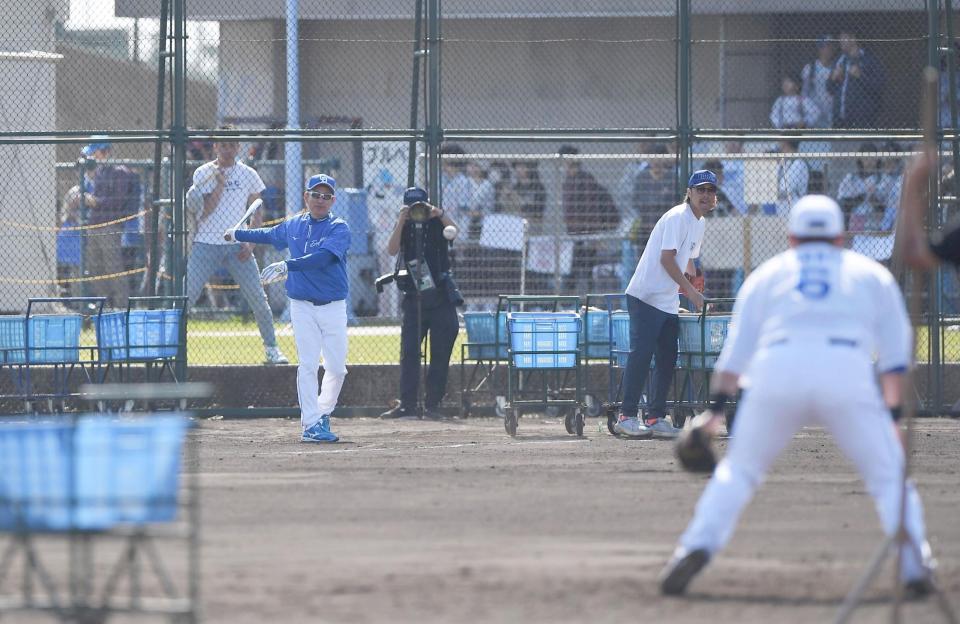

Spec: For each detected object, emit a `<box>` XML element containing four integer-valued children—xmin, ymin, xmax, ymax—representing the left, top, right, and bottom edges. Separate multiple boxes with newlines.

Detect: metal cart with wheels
<box><xmin>459</xmin><ymin>310</ymin><xmax>508</xmax><ymax>418</ymax></box>
<box><xmin>499</xmin><ymin>296</ymin><xmax>583</xmax><ymax>437</ymax></box>
<box><xmin>581</xmin><ymin>294</ymin><xmax>623</xmax><ymax>421</ymax></box>
<box><xmin>676</xmin><ymin>297</ymin><xmax>736</xmax><ymax>430</ymax></box>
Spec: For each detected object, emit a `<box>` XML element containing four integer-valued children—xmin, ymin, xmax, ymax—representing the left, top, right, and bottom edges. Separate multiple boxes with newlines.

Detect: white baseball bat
<box><xmin>233</xmin><ymin>198</ymin><xmax>263</xmax><ymax>230</ymax></box>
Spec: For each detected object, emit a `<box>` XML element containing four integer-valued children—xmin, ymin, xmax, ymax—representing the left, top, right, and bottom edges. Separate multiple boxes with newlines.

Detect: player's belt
<box><xmin>766</xmin><ymin>337</ymin><xmax>858</xmax><ymax>348</ymax></box>
<box><xmin>298</xmin><ymin>298</ymin><xmax>342</xmax><ymax>307</ymax></box>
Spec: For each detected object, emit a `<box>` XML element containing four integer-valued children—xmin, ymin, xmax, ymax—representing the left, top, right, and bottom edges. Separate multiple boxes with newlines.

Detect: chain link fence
<box><xmin>1</xmin><ymin>1</ymin><xmax>958</xmax><ymax>412</ymax></box>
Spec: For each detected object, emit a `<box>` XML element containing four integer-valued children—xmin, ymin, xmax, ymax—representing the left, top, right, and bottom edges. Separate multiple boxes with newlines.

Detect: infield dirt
<box><xmin>186</xmin><ymin>416</ymin><xmax>960</xmax><ymax>623</ymax></box>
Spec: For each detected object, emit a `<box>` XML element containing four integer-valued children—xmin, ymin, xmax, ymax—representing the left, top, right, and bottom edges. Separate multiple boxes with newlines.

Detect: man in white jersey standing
<box><xmin>188</xmin><ymin>126</ymin><xmax>288</xmax><ymax>365</ymax></box>
<box><xmin>614</xmin><ymin>170</ymin><xmax>715</xmax><ymax>439</ymax></box>
<box><xmin>659</xmin><ymin>195</ymin><xmax>935</xmax><ymax>598</ymax></box>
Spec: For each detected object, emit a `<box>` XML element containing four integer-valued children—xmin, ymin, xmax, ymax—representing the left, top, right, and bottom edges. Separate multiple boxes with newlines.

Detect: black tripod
<box><xmin>399</xmin><ymin>220</ymin><xmax>429</xmax><ymax>420</ymax></box>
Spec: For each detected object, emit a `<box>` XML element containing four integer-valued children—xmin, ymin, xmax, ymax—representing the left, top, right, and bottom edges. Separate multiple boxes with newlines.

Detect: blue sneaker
<box><xmin>301</xmin><ymin>416</ymin><xmax>339</xmax><ymax>443</ymax></box>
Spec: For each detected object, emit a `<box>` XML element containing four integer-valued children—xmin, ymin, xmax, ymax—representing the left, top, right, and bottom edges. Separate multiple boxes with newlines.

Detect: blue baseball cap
<box><xmin>403</xmin><ymin>186</ymin><xmax>428</xmax><ymax>205</ymax></box>
<box><xmin>305</xmin><ymin>174</ymin><xmax>336</xmax><ymax>191</ymax></box>
<box><xmin>688</xmin><ymin>170</ymin><xmax>718</xmax><ymax>188</ymax></box>
<box><xmin>81</xmin><ymin>142</ymin><xmax>111</xmax><ymax>157</ymax></box>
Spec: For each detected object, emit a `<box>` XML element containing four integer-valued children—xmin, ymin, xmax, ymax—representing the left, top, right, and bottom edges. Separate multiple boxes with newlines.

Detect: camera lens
<box><xmin>409</xmin><ymin>202</ymin><xmax>431</xmax><ymax>222</ymax></box>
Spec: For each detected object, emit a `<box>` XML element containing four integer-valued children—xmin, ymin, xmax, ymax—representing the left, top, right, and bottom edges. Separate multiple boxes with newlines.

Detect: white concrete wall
<box><xmin>0</xmin><ymin>52</ymin><xmax>63</xmax><ymax>310</ymax></box>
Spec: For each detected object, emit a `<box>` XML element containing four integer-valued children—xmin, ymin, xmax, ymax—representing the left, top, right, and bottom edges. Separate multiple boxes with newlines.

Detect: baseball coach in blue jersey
<box><xmin>225</xmin><ymin>173</ymin><xmax>350</xmax><ymax>443</ymax></box>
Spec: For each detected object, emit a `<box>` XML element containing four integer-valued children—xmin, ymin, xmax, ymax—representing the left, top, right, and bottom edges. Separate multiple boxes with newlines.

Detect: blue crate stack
<box><xmin>581</xmin><ymin>308</ymin><xmax>611</xmax><ymax>359</ymax></box>
<box><xmin>507</xmin><ymin>312</ymin><xmax>580</xmax><ymax>369</ymax></box>
<box><xmin>463</xmin><ymin>311</ymin><xmax>509</xmax><ymax>359</ymax></box>
<box><xmin>0</xmin><ymin>315</ymin><xmax>82</xmax><ymax>364</ymax></box>
<box><xmin>678</xmin><ymin>314</ymin><xmax>731</xmax><ymax>368</ymax></box>
<box><xmin>98</xmin><ymin>310</ymin><xmax>182</xmax><ymax>361</ymax></box>
<box><xmin>0</xmin><ymin>415</ymin><xmax>189</xmax><ymax>531</ymax></box>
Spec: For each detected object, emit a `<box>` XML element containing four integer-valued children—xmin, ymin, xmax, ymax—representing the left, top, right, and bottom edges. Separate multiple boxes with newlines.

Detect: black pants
<box><xmin>399</xmin><ymin>296</ymin><xmax>459</xmax><ymax>409</ymax></box>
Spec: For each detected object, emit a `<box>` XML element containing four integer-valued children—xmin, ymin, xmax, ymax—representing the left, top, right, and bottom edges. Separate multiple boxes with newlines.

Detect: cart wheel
<box><xmin>583</xmin><ymin>394</ymin><xmax>601</xmax><ymax>418</ymax></box>
<box><xmin>672</xmin><ymin>409</ymin><xmax>693</xmax><ymax>430</ymax></box>
<box><xmin>574</xmin><ymin>410</ymin><xmax>585</xmax><ymax>437</ymax></box>
<box><xmin>564</xmin><ymin>410</ymin><xmax>575</xmax><ymax>434</ymax></box>
<box><xmin>725</xmin><ymin>410</ymin><xmax>735</xmax><ymax>435</ymax></box>
<box><xmin>495</xmin><ymin>395</ymin><xmax>507</xmax><ymax>419</ymax></box>
<box><xmin>606</xmin><ymin>408</ymin><xmax>619</xmax><ymax>436</ymax></box>
<box><xmin>461</xmin><ymin>396</ymin><xmax>472</xmax><ymax>418</ymax></box>
<box><xmin>505</xmin><ymin>408</ymin><xmax>519</xmax><ymax>436</ymax></box>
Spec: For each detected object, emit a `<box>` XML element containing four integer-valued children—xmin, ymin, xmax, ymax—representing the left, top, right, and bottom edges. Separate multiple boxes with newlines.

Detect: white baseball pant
<box><xmin>289</xmin><ymin>298</ymin><xmax>348</xmax><ymax>430</ymax></box>
<box><xmin>679</xmin><ymin>341</ymin><xmax>931</xmax><ymax>582</ymax></box>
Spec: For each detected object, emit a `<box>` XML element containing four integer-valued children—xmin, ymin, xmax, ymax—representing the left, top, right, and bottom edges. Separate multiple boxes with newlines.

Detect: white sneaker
<box><xmin>613</xmin><ymin>416</ymin><xmax>653</xmax><ymax>438</ymax></box>
<box><xmin>647</xmin><ymin>418</ymin><xmax>681</xmax><ymax>439</ymax></box>
<box><xmin>265</xmin><ymin>346</ymin><xmax>289</xmax><ymax>365</ymax></box>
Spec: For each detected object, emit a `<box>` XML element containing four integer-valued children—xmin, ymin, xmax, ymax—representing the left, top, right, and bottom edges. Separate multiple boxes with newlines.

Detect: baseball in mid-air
<box><xmin>443</xmin><ymin>225</ymin><xmax>458</xmax><ymax>240</ymax></box>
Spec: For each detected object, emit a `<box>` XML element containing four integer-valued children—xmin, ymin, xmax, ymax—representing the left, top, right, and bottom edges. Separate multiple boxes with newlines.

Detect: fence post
<box><xmin>677</xmin><ymin>0</ymin><xmax>692</xmax><ymax>192</ymax></box>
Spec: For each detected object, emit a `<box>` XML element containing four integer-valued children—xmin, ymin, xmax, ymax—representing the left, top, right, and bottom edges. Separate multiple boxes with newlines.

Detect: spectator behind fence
<box><xmin>629</xmin><ymin>143</ymin><xmax>676</xmax><ymax>249</ymax></box>
<box><xmin>84</xmin><ymin>141</ymin><xmax>141</xmax><ymax>307</ymax></box>
<box><xmin>466</xmin><ymin>160</ymin><xmax>495</xmax><ymax>240</ymax></box>
<box><xmin>616</xmin><ymin>145</ymin><xmax>650</xmax><ymax>214</ymax></box>
<box><xmin>56</xmin><ymin>166</ymin><xmax>94</xmax><ymax>298</ymax></box>
<box><xmin>770</xmin><ymin>74</ymin><xmax>821</xmax><ymax>129</ymax></box>
<box><xmin>774</xmin><ymin>140</ymin><xmax>809</xmax><ymax>215</ymax></box>
<box><xmin>801</xmin><ymin>35</ymin><xmax>838</xmax><ymax>128</ymax></box>
<box><xmin>939</xmin><ymin>43</ymin><xmax>960</xmax><ymax>128</ymax></box>
<box><xmin>558</xmin><ymin>145</ymin><xmax>620</xmax><ymax>293</ymax></box>
<box><xmin>837</xmin><ymin>143</ymin><xmax>882</xmax><ymax>232</ymax></box>
<box><xmin>440</xmin><ymin>143</ymin><xmax>472</xmax><ymax>222</ymax></box>
<box><xmin>701</xmin><ymin>160</ymin><xmax>743</xmax><ymax>217</ymax></box>
<box><xmin>187</xmin><ymin>127</ymin><xmax>288</xmax><ymax>365</ymax></box>
<box><xmin>511</xmin><ymin>161</ymin><xmax>547</xmax><ymax>227</ymax></box>
<box><xmin>829</xmin><ymin>31</ymin><xmax>886</xmax><ymax>129</ymax></box>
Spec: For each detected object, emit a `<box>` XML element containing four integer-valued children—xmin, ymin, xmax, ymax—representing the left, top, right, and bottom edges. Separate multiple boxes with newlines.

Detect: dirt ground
<box><xmin>180</xmin><ymin>416</ymin><xmax>960</xmax><ymax>624</ymax></box>
<box><xmin>4</xmin><ymin>416</ymin><xmax>959</xmax><ymax>623</ymax></box>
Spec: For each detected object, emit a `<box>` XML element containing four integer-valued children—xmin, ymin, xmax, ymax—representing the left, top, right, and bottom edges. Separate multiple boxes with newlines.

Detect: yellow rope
<box><xmin>2</xmin><ymin>210</ymin><xmax>148</xmax><ymax>232</ymax></box>
<box><xmin>0</xmin><ymin>267</ymin><xmax>146</xmax><ymax>285</ymax></box>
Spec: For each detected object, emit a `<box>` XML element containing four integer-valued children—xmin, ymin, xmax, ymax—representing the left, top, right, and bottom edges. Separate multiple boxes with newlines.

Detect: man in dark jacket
<box><xmin>558</xmin><ymin>146</ymin><xmax>619</xmax><ymax>292</ymax></box>
<box><xmin>85</xmin><ymin>141</ymin><xmax>142</xmax><ymax>307</ymax></box>
<box><xmin>829</xmin><ymin>31</ymin><xmax>886</xmax><ymax>129</ymax></box>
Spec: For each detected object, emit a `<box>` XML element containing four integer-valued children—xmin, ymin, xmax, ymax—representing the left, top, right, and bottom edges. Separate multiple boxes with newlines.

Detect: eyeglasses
<box><xmin>308</xmin><ymin>191</ymin><xmax>335</xmax><ymax>200</ymax></box>
<box><xmin>694</xmin><ymin>186</ymin><xmax>718</xmax><ymax>194</ymax></box>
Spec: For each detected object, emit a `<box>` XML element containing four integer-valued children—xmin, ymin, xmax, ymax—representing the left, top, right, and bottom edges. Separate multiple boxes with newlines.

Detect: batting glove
<box><xmin>260</xmin><ymin>260</ymin><xmax>289</xmax><ymax>285</ymax></box>
<box><xmin>223</xmin><ymin>227</ymin><xmax>237</xmax><ymax>242</ymax></box>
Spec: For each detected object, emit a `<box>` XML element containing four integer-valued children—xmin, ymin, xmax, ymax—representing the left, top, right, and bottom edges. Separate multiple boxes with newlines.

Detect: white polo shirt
<box><xmin>625</xmin><ymin>202</ymin><xmax>705</xmax><ymax>314</ymax></box>
<box><xmin>192</xmin><ymin>160</ymin><xmax>266</xmax><ymax>245</ymax></box>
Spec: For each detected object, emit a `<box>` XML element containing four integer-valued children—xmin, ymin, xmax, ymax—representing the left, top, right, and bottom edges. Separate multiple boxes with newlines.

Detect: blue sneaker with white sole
<box><xmin>301</xmin><ymin>415</ymin><xmax>339</xmax><ymax>443</ymax></box>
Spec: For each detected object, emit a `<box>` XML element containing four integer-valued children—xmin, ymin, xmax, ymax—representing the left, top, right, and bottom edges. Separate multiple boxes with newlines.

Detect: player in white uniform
<box><xmin>659</xmin><ymin>195</ymin><xmax>935</xmax><ymax>596</ymax></box>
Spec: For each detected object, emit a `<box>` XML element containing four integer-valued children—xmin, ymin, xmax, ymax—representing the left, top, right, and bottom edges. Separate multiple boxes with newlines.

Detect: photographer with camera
<box><xmin>379</xmin><ymin>187</ymin><xmax>463</xmax><ymax>420</ymax></box>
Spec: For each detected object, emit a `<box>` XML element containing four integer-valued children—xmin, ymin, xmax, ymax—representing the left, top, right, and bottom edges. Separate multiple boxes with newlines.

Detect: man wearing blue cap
<box><xmin>82</xmin><ymin>141</ymin><xmax>142</xmax><ymax>307</ymax></box>
<box><xmin>380</xmin><ymin>187</ymin><xmax>462</xmax><ymax>420</ymax></box>
<box><xmin>614</xmin><ymin>170</ymin><xmax>717</xmax><ymax>440</ymax></box>
<box><xmin>225</xmin><ymin>173</ymin><xmax>351</xmax><ymax>442</ymax></box>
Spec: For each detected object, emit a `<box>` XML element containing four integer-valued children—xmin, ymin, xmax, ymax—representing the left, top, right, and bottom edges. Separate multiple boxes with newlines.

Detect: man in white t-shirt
<box><xmin>187</xmin><ymin>127</ymin><xmax>288</xmax><ymax>364</ymax></box>
<box><xmin>614</xmin><ymin>170</ymin><xmax>716</xmax><ymax>439</ymax></box>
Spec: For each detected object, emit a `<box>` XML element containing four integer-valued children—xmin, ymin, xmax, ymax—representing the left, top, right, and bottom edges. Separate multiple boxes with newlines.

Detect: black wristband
<box><xmin>708</xmin><ymin>392</ymin><xmax>731</xmax><ymax>413</ymax></box>
<box><xmin>890</xmin><ymin>406</ymin><xmax>902</xmax><ymax>422</ymax></box>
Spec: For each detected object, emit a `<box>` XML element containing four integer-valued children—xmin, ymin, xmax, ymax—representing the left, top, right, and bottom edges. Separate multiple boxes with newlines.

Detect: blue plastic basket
<box><xmin>98</xmin><ymin>309</ymin><xmax>182</xmax><ymax>361</ymax></box>
<box><xmin>507</xmin><ymin>312</ymin><xmax>580</xmax><ymax>369</ymax></box>
<box><xmin>610</xmin><ymin>311</ymin><xmax>630</xmax><ymax>367</ymax></box>
<box><xmin>581</xmin><ymin>308</ymin><xmax>611</xmax><ymax>359</ymax></box>
<box><xmin>678</xmin><ymin>314</ymin><xmax>731</xmax><ymax>368</ymax></box>
<box><xmin>0</xmin><ymin>415</ymin><xmax>190</xmax><ymax>531</ymax></box>
<box><xmin>0</xmin><ymin>315</ymin><xmax>82</xmax><ymax>364</ymax></box>
<box><xmin>463</xmin><ymin>311</ymin><xmax>508</xmax><ymax>359</ymax></box>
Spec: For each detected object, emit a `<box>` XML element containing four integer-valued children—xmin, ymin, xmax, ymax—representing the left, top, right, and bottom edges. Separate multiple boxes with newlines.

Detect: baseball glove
<box><xmin>676</xmin><ymin>425</ymin><xmax>717</xmax><ymax>473</ymax></box>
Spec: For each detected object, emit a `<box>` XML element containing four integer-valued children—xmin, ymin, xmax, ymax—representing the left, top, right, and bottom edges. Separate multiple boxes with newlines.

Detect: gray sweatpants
<box><xmin>186</xmin><ymin>242</ymin><xmax>278</xmax><ymax>348</ymax></box>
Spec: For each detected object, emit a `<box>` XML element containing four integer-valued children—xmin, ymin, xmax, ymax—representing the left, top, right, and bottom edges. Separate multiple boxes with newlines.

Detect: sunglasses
<box><xmin>308</xmin><ymin>191</ymin><xmax>335</xmax><ymax>200</ymax></box>
<box><xmin>694</xmin><ymin>186</ymin><xmax>717</xmax><ymax>194</ymax></box>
